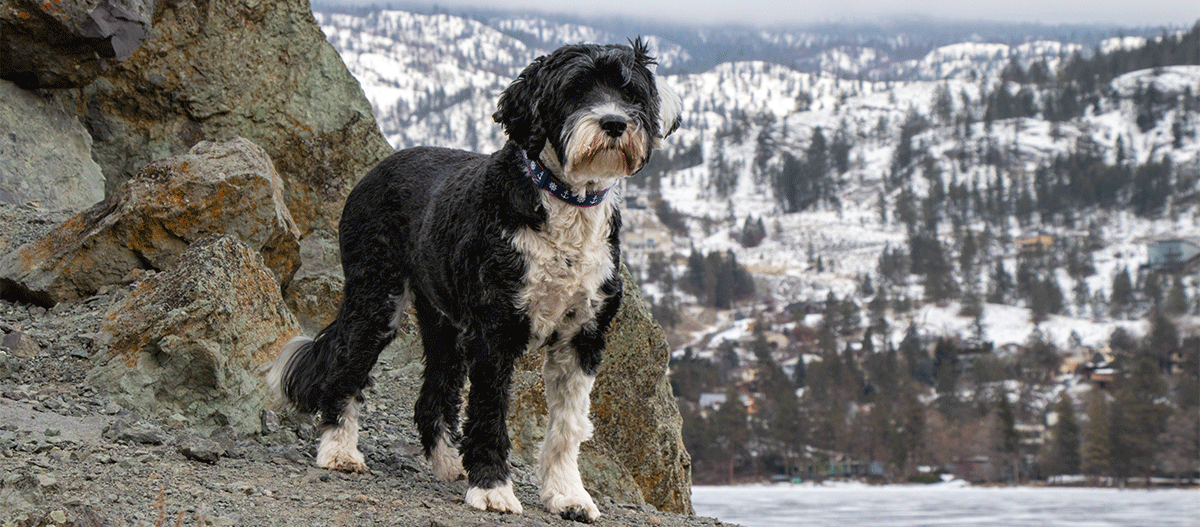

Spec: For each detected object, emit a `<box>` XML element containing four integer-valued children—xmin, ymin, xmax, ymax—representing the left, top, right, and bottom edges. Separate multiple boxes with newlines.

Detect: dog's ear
<box><xmin>656</xmin><ymin>75</ymin><xmax>682</xmax><ymax>145</ymax></box>
<box><xmin>494</xmin><ymin>56</ymin><xmax>547</xmax><ymax>155</ymax></box>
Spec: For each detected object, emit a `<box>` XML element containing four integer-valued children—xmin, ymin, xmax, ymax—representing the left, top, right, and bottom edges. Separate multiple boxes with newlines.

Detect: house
<box><xmin>624</xmin><ymin>193</ymin><xmax>650</xmax><ymax>210</ymax></box>
<box><xmin>1086</xmin><ymin>367</ymin><xmax>1117</xmax><ymax>389</ymax></box>
<box><xmin>1081</xmin><ymin>347</ymin><xmax>1118</xmax><ymax>388</ymax></box>
<box><xmin>697</xmin><ymin>391</ymin><xmax>756</xmax><ymax>417</ymax></box>
<box><xmin>624</xmin><ymin>226</ymin><xmax>672</xmax><ymax>252</ymax></box>
<box><xmin>996</xmin><ymin>343</ymin><xmax>1026</xmax><ymax>358</ymax></box>
<box><xmin>1015</xmin><ymin>233</ymin><xmax>1054</xmax><ymax>256</ymax></box>
<box><xmin>1146</xmin><ymin>237</ymin><xmax>1200</xmax><ymax>271</ymax></box>
<box><xmin>1015</xmin><ymin>423</ymin><xmax>1046</xmax><ymax>446</ymax></box>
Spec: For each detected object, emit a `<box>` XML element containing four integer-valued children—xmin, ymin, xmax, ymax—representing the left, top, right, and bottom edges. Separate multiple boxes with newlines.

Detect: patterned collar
<box><xmin>520</xmin><ymin>150</ymin><xmax>610</xmax><ymax>207</ymax></box>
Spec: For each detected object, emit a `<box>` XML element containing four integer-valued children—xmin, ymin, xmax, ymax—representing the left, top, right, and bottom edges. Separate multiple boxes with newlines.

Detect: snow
<box><xmin>911</xmin><ymin>301</ymin><xmax>1149</xmax><ymax>350</ymax></box>
<box><xmin>692</xmin><ymin>485</ymin><xmax>1200</xmax><ymax>527</ymax></box>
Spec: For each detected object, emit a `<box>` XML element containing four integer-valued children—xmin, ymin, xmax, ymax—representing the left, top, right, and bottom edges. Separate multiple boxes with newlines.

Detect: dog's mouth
<box><xmin>563</xmin><ymin>119</ymin><xmax>649</xmax><ymax>178</ymax></box>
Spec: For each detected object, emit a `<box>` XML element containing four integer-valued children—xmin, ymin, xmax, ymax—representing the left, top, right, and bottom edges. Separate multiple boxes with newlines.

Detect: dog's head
<box><xmin>494</xmin><ymin>38</ymin><xmax>682</xmax><ymax>186</ymax></box>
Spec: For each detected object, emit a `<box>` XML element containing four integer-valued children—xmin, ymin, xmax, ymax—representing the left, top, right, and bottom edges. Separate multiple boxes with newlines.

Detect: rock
<box><xmin>88</xmin><ymin>235</ymin><xmax>302</xmax><ymax>437</ymax></box>
<box><xmin>260</xmin><ymin>409</ymin><xmax>280</xmax><ymax>435</ymax></box>
<box><xmin>78</xmin><ymin>0</ymin><xmax>393</xmax><ymax>235</ymax></box>
<box><xmin>1</xmin><ymin>331</ymin><xmax>41</xmax><ymax>359</ymax></box>
<box><xmin>176</xmin><ymin>433</ymin><xmax>225</xmax><ymax>464</ymax></box>
<box><xmin>0</xmin><ymin>350</ymin><xmax>13</xmax><ymax>380</ymax></box>
<box><xmin>0</xmin><ymin>80</ymin><xmax>106</xmax><ymax>212</ymax></box>
<box><xmin>592</xmin><ymin>266</ymin><xmax>694</xmax><ymax>514</ymax></box>
<box><xmin>0</xmin><ymin>0</ymin><xmax>153</xmax><ymax>89</ymax></box>
<box><xmin>104</xmin><ymin>417</ymin><xmax>169</xmax><ymax>445</ymax></box>
<box><xmin>283</xmin><ymin>274</ymin><xmax>344</xmax><ymax>335</ymax></box>
<box><xmin>0</xmin><ymin>138</ymin><xmax>301</xmax><ymax>306</ymax></box>
<box><xmin>284</xmin><ymin>231</ymin><xmax>345</xmax><ymax>334</ymax></box>
<box><xmin>507</xmin><ymin>265</ymin><xmax>693</xmax><ymax>514</ymax></box>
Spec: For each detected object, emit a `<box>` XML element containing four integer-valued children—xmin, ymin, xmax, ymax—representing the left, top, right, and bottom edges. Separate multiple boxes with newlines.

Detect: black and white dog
<box><xmin>268</xmin><ymin>39</ymin><xmax>681</xmax><ymax>522</ymax></box>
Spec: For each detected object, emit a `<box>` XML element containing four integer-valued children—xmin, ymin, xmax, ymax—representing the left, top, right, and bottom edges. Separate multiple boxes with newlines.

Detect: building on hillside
<box><xmin>1081</xmin><ymin>347</ymin><xmax>1118</xmax><ymax>388</ymax></box>
<box><xmin>1015</xmin><ymin>422</ymin><xmax>1046</xmax><ymax>446</ymax></box>
<box><xmin>1015</xmin><ymin>232</ymin><xmax>1054</xmax><ymax>256</ymax></box>
<box><xmin>697</xmin><ymin>391</ymin><xmax>756</xmax><ymax>417</ymax></box>
<box><xmin>1145</xmin><ymin>237</ymin><xmax>1200</xmax><ymax>272</ymax></box>
<box><xmin>624</xmin><ymin>225</ymin><xmax>673</xmax><ymax>252</ymax></box>
<box><xmin>996</xmin><ymin>343</ymin><xmax>1026</xmax><ymax>358</ymax></box>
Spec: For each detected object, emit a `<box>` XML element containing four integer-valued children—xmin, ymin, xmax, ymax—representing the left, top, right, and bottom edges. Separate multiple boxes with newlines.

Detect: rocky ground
<box><xmin>0</xmin><ymin>203</ymin><xmax>736</xmax><ymax>527</ymax></box>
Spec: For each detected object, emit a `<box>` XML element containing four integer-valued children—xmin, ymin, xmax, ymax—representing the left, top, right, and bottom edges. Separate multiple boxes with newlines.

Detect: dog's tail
<box><xmin>267</xmin><ymin>334</ymin><xmax>336</xmax><ymax>414</ymax></box>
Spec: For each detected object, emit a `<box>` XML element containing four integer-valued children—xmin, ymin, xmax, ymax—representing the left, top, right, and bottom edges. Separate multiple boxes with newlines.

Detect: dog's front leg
<box><xmin>460</xmin><ymin>339</ymin><xmax>524</xmax><ymax>515</ymax></box>
<box><xmin>539</xmin><ymin>338</ymin><xmax>601</xmax><ymax>522</ymax></box>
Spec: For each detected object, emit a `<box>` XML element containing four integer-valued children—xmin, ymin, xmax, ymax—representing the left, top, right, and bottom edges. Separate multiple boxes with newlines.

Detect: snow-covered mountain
<box><xmin>314</xmin><ymin>8</ymin><xmax>1200</xmax><ymax>354</ymax></box>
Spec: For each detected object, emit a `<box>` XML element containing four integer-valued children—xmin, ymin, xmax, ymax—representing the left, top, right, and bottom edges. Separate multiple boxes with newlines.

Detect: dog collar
<box><xmin>520</xmin><ymin>150</ymin><xmax>610</xmax><ymax>207</ymax></box>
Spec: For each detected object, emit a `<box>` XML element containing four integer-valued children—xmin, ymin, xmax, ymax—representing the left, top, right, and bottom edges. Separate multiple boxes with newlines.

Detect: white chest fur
<box><xmin>510</xmin><ymin>197</ymin><xmax>616</xmax><ymax>344</ymax></box>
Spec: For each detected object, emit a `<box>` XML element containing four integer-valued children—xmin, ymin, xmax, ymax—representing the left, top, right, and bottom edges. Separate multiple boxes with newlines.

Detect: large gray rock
<box><xmin>0</xmin><ymin>138</ymin><xmax>301</xmax><ymax>306</ymax></box>
<box><xmin>79</xmin><ymin>0</ymin><xmax>393</xmax><ymax>236</ymax></box>
<box><xmin>0</xmin><ymin>0</ymin><xmax>153</xmax><ymax>89</ymax></box>
<box><xmin>89</xmin><ymin>235</ymin><xmax>301</xmax><ymax>437</ymax></box>
<box><xmin>0</xmin><ymin>79</ymin><xmax>104</xmax><ymax>211</ymax></box>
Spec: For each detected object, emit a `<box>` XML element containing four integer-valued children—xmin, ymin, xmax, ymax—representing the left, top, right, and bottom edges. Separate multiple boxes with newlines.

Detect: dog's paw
<box><xmin>465</xmin><ymin>482</ymin><xmax>523</xmax><ymax>514</ymax></box>
<box><xmin>431</xmin><ymin>442</ymin><xmax>466</xmax><ymax>482</ymax></box>
<box><xmin>317</xmin><ymin>440</ymin><xmax>367</xmax><ymax>473</ymax></box>
<box><xmin>432</xmin><ymin>458</ymin><xmax>466</xmax><ymax>482</ymax></box>
<box><xmin>543</xmin><ymin>490</ymin><xmax>601</xmax><ymax>523</ymax></box>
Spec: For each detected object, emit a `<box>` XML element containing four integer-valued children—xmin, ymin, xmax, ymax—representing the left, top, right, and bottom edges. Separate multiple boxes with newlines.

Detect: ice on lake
<box><xmin>692</xmin><ymin>483</ymin><xmax>1199</xmax><ymax>527</ymax></box>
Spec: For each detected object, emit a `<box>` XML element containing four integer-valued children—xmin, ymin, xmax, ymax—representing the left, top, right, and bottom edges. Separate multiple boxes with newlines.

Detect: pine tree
<box><xmin>995</xmin><ymin>387</ymin><xmax>1020</xmax><ymax>482</ymax></box>
<box><xmin>1164</xmin><ymin>275</ymin><xmax>1189</xmax><ymax>315</ymax></box>
<box><xmin>711</xmin><ymin>386</ymin><xmax>750</xmax><ymax>484</ymax></box>
<box><xmin>1081</xmin><ymin>389</ymin><xmax>1112</xmax><ymax>480</ymax></box>
<box><xmin>1145</xmin><ymin>311</ymin><xmax>1180</xmax><ymax>374</ymax></box>
<box><xmin>1045</xmin><ymin>392</ymin><xmax>1082</xmax><ymax>478</ymax></box>
<box><xmin>751</xmin><ymin>326</ymin><xmax>806</xmax><ymax>477</ymax></box>
<box><xmin>1110</xmin><ymin>267</ymin><xmax>1133</xmax><ymax>318</ymax></box>
<box><xmin>868</xmin><ymin>288</ymin><xmax>889</xmax><ymax>334</ymax></box>
<box><xmin>1022</xmin><ymin>328</ymin><xmax>1061</xmax><ymax>384</ymax></box>
<box><xmin>933</xmin><ymin>338</ymin><xmax>959</xmax><ymax>396</ymax></box>
<box><xmin>988</xmin><ymin>260</ymin><xmax>1013</xmax><ymax>304</ymax></box>
<box><xmin>1111</xmin><ymin>358</ymin><xmax>1170</xmax><ymax>482</ymax></box>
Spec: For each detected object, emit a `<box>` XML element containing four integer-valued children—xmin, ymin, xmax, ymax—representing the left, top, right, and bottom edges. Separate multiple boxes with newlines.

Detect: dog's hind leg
<box><xmin>412</xmin><ymin>293</ymin><xmax>467</xmax><ymax>482</ymax></box>
<box><xmin>311</xmin><ymin>284</ymin><xmax>404</xmax><ymax>474</ymax></box>
<box><xmin>538</xmin><ymin>340</ymin><xmax>601</xmax><ymax>522</ymax></box>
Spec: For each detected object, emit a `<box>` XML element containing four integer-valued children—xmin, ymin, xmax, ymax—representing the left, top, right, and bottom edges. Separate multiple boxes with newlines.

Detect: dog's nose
<box><xmin>599</xmin><ymin>115</ymin><xmax>627</xmax><ymax>137</ymax></box>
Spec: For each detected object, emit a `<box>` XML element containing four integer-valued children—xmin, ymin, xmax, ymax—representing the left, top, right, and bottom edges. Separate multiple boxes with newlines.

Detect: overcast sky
<box><xmin>330</xmin><ymin>0</ymin><xmax>1197</xmax><ymax>27</ymax></box>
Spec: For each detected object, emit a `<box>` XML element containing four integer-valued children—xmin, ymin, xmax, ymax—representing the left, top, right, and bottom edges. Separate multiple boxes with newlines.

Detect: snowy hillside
<box><xmin>314</xmin><ymin>8</ymin><xmax>1200</xmax><ymax>356</ymax></box>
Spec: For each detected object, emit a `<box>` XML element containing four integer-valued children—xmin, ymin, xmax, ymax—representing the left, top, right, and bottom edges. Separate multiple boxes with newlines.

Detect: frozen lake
<box><xmin>691</xmin><ymin>483</ymin><xmax>1200</xmax><ymax>527</ymax></box>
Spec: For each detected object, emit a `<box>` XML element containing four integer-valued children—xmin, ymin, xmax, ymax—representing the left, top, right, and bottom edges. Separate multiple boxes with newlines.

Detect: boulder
<box><xmin>0</xmin><ymin>0</ymin><xmax>153</xmax><ymax>89</ymax></box>
<box><xmin>507</xmin><ymin>265</ymin><xmax>694</xmax><ymax>514</ymax></box>
<box><xmin>88</xmin><ymin>235</ymin><xmax>301</xmax><ymax>437</ymax></box>
<box><xmin>283</xmin><ymin>230</ymin><xmax>345</xmax><ymax>334</ymax></box>
<box><xmin>0</xmin><ymin>138</ymin><xmax>300</xmax><ymax>306</ymax></box>
<box><xmin>1</xmin><ymin>330</ymin><xmax>41</xmax><ymax>359</ymax></box>
<box><xmin>0</xmin><ymin>79</ymin><xmax>105</xmax><ymax>211</ymax></box>
<box><xmin>78</xmin><ymin>0</ymin><xmax>393</xmax><ymax>236</ymax></box>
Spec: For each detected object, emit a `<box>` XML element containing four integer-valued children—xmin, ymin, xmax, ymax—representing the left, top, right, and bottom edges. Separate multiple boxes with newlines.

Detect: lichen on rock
<box><xmin>89</xmin><ymin>234</ymin><xmax>301</xmax><ymax>437</ymax></box>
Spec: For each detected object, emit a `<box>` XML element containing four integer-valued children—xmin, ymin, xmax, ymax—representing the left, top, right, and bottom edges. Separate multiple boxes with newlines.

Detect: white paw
<box><xmin>316</xmin><ymin>415</ymin><xmax>367</xmax><ymax>473</ymax></box>
<box><xmin>316</xmin><ymin>441</ymin><xmax>367</xmax><ymax>473</ymax></box>
<box><xmin>465</xmin><ymin>482</ymin><xmax>523</xmax><ymax>514</ymax></box>
<box><xmin>543</xmin><ymin>488</ymin><xmax>601</xmax><ymax>523</ymax></box>
<box><xmin>430</xmin><ymin>436</ymin><xmax>466</xmax><ymax>482</ymax></box>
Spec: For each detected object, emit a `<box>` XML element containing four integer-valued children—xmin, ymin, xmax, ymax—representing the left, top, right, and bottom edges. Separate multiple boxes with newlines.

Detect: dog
<box><xmin>268</xmin><ymin>38</ymin><xmax>681</xmax><ymax>523</ymax></box>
